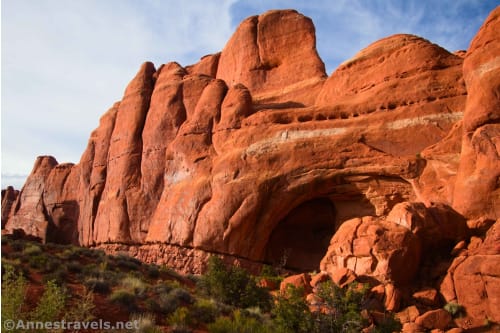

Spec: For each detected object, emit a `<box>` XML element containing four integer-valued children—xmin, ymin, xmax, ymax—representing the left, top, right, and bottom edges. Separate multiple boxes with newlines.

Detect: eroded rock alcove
<box><xmin>265</xmin><ymin>198</ymin><xmax>336</xmax><ymax>271</ymax></box>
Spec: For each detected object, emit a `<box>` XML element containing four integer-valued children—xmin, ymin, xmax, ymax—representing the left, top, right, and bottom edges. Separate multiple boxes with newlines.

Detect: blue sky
<box><xmin>1</xmin><ymin>0</ymin><xmax>498</xmax><ymax>189</ymax></box>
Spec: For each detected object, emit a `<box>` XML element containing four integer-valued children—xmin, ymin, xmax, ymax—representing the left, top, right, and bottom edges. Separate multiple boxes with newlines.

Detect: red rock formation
<box><xmin>4</xmin><ymin>156</ymin><xmax>58</xmax><ymax>242</ymax></box>
<box><xmin>320</xmin><ymin>216</ymin><xmax>421</xmax><ymax>286</ymax></box>
<box><xmin>440</xmin><ymin>220</ymin><xmax>500</xmax><ymax>329</ymax></box>
<box><xmin>453</xmin><ymin>7</ymin><xmax>500</xmax><ymax>220</ymax></box>
<box><xmin>3</xmin><ymin>8</ymin><xmax>500</xmax><ymax>329</ymax></box>
<box><xmin>1</xmin><ymin>186</ymin><xmax>19</xmax><ymax>228</ymax></box>
<box><xmin>216</xmin><ymin>9</ymin><xmax>326</xmax><ymax>105</ymax></box>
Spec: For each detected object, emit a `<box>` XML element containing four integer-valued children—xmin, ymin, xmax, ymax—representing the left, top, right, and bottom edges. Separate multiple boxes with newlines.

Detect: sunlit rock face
<box><xmin>4</xmin><ymin>7</ymin><xmax>498</xmax><ymax>299</ymax></box>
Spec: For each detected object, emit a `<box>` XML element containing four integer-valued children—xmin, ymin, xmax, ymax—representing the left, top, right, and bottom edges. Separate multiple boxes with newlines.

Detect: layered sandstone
<box><xmin>3</xmin><ymin>7</ymin><xmax>500</xmax><ymax>329</ymax></box>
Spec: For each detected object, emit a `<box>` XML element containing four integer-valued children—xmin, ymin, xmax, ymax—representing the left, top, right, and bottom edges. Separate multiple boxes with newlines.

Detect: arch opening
<box><xmin>264</xmin><ymin>198</ymin><xmax>336</xmax><ymax>272</ymax></box>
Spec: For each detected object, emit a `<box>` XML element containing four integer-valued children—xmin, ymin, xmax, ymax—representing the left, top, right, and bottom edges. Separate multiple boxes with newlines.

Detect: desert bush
<box><xmin>9</xmin><ymin>239</ymin><xmax>25</xmax><ymax>251</ymax></box>
<box><xmin>31</xmin><ymin>280</ymin><xmax>67</xmax><ymax>325</ymax></box>
<box><xmin>114</xmin><ymin>253</ymin><xmax>142</xmax><ymax>270</ymax></box>
<box><xmin>199</xmin><ymin>256</ymin><xmax>271</xmax><ymax>310</ymax></box>
<box><xmin>1</xmin><ymin>265</ymin><xmax>27</xmax><ymax>331</ymax></box>
<box><xmin>1</xmin><ymin>235</ymin><xmax>11</xmax><ymax>245</ymax></box>
<box><xmin>146</xmin><ymin>264</ymin><xmax>160</xmax><ymax>279</ymax></box>
<box><xmin>190</xmin><ymin>298</ymin><xmax>219</xmax><ymax>325</ymax></box>
<box><xmin>1</xmin><ymin>256</ymin><xmax>27</xmax><ymax>277</ymax></box>
<box><xmin>23</xmin><ymin>243</ymin><xmax>42</xmax><ymax>255</ymax></box>
<box><xmin>260</xmin><ymin>265</ymin><xmax>283</xmax><ymax>285</ymax></box>
<box><xmin>151</xmin><ymin>280</ymin><xmax>178</xmax><ymax>295</ymax></box>
<box><xmin>160</xmin><ymin>265</ymin><xmax>182</xmax><ymax>279</ymax></box>
<box><xmin>28</xmin><ymin>253</ymin><xmax>49</xmax><ymax>270</ymax></box>
<box><xmin>153</xmin><ymin>287</ymin><xmax>194</xmax><ymax>315</ymax></box>
<box><xmin>444</xmin><ymin>301</ymin><xmax>465</xmax><ymax>318</ymax></box>
<box><xmin>41</xmin><ymin>256</ymin><xmax>63</xmax><ymax>273</ymax></box>
<box><xmin>42</xmin><ymin>266</ymin><xmax>67</xmax><ymax>285</ymax></box>
<box><xmin>313</xmin><ymin>281</ymin><xmax>368</xmax><ymax>333</ymax></box>
<box><xmin>59</xmin><ymin>247</ymin><xmax>80</xmax><ymax>260</ymax></box>
<box><xmin>120</xmin><ymin>276</ymin><xmax>148</xmax><ymax>296</ymax></box>
<box><xmin>67</xmin><ymin>260</ymin><xmax>83</xmax><ymax>273</ymax></box>
<box><xmin>168</xmin><ymin>307</ymin><xmax>193</xmax><ymax>333</ymax></box>
<box><xmin>370</xmin><ymin>313</ymin><xmax>403</xmax><ymax>333</ymax></box>
<box><xmin>130</xmin><ymin>313</ymin><xmax>162</xmax><ymax>333</ymax></box>
<box><xmin>170</xmin><ymin>287</ymin><xmax>194</xmax><ymax>304</ymax></box>
<box><xmin>109</xmin><ymin>289</ymin><xmax>137</xmax><ymax>311</ymax></box>
<box><xmin>64</xmin><ymin>288</ymin><xmax>95</xmax><ymax>322</ymax></box>
<box><xmin>208</xmin><ymin>310</ymin><xmax>274</xmax><ymax>333</ymax></box>
<box><xmin>84</xmin><ymin>277</ymin><xmax>111</xmax><ymax>294</ymax></box>
<box><xmin>272</xmin><ymin>284</ymin><xmax>314</xmax><ymax>333</ymax></box>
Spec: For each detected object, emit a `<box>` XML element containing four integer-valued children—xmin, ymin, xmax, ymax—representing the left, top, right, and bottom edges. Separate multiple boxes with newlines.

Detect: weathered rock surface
<box><xmin>3</xmin><ymin>7</ymin><xmax>500</xmax><ymax>329</ymax></box>
<box><xmin>440</xmin><ymin>219</ymin><xmax>500</xmax><ymax>329</ymax></box>
<box><xmin>216</xmin><ymin>9</ymin><xmax>327</xmax><ymax>105</ymax></box>
<box><xmin>453</xmin><ymin>7</ymin><xmax>500</xmax><ymax>220</ymax></box>
<box><xmin>387</xmin><ymin>202</ymin><xmax>468</xmax><ymax>250</ymax></box>
<box><xmin>4</xmin><ymin>156</ymin><xmax>58</xmax><ymax>242</ymax></box>
<box><xmin>1</xmin><ymin>186</ymin><xmax>19</xmax><ymax>228</ymax></box>
<box><xmin>320</xmin><ymin>216</ymin><xmax>421</xmax><ymax>286</ymax></box>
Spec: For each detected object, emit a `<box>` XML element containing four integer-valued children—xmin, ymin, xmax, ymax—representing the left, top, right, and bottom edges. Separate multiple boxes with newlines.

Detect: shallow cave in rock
<box><xmin>264</xmin><ymin>198</ymin><xmax>337</xmax><ymax>272</ymax></box>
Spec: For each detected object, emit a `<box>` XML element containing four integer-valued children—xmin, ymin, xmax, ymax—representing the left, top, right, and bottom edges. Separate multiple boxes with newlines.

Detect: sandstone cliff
<box><xmin>3</xmin><ymin>8</ymin><xmax>500</xmax><ymax>330</ymax></box>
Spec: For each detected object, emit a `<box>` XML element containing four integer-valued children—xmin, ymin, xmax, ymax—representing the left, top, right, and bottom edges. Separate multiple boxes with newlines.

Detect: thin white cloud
<box><xmin>1</xmin><ymin>0</ymin><xmax>236</xmax><ymax>189</ymax></box>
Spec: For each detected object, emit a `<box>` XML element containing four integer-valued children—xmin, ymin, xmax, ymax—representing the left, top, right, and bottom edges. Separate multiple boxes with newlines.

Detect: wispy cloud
<box><xmin>1</xmin><ymin>0</ymin><xmax>497</xmax><ymax>189</ymax></box>
<box><xmin>2</xmin><ymin>0</ymin><xmax>236</xmax><ymax>189</ymax></box>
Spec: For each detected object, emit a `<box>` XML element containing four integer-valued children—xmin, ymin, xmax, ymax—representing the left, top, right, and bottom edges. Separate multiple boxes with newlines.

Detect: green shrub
<box><xmin>170</xmin><ymin>287</ymin><xmax>194</xmax><ymax>304</ymax></box>
<box><xmin>168</xmin><ymin>307</ymin><xmax>193</xmax><ymax>333</ymax></box>
<box><xmin>31</xmin><ymin>280</ymin><xmax>67</xmax><ymax>325</ymax></box>
<box><xmin>160</xmin><ymin>265</ymin><xmax>182</xmax><ymax>279</ymax></box>
<box><xmin>1</xmin><ymin>265</ymin><xmax>27</xmax><ymax>331</ymax></box>
<box><xmin>120</xmin><ymin>276</ymin><xmax>148</xmax><ymax>296</ymax></box>
<box><xmin>313</xmin><ymin>281</ymin><xmax>367</xmax><ymax>333</ymax></box>
<box><xmin>154</xmin><ymin>287</ymin><xmax>193</xmax><ymax>315</ymax></box>
<box><xmin>151</xmin><ymin>280</ymin><xmax>178</xmax><ymax>294</ymax></box>
<box><xmin>41</xmin><ymin>267</ymin><xmax>67</xmax><ymax>285</ymax></box>
<box><xmin>146</xmin><ymin>264</ymin><xmax>160</xmax><ymax>279</ymax></box>
<box><xmin>1</xmin><ymin>235</ymin><xmax>11</xmax><ymax>245</ymax></box>
<box><xmin>130</xmin><ymin>313</ymin><xmax>162</xmax><ymax>333</ymax></box>
<box><xmin>64</xmin><ymin>288</ymin><xmax>95</xmax><ymax>322</ymax></box>
<box><xmin>84</xmin><ymin>277</ymin><xmax>111</xmax><ymax>294</ymax></box>
<box><xmin>444</xmin><ymin>301</ymin><xmax>465</xmax><ymax>318</ymax></box>
<box><xmin>114</xmin><ymin>253</ymin><xmax>142</xmax><ymax>270</ymax></box>
<box><xmin>199</xmin><ymin>256</ymin><xmax>271</xmax><ymax>310</ymax></box>
<box><xmin>23</xmin><ymin>243</ymin><xmax>42</xmax><ymax>255</ymax></box>
<box><xmin>10</xmin><ymin>239</ymin><xmax>25</xmax><ymax>252</ymax></box>
<box><xmin>59</xmin><ymin>247</ymin><xmax>80</xmax><ymax>260</ymax></box>
<box><xmin>28</xmin><ymin>253</ymin><xmax>49</xmax><ymax>270</ymax></box>
<box><xmin>190</xmin><ymin>298</ymin><xmax>219</xmax><ymax>325</ymax></box>
<box><xmin>208</xmin><ymin>310</ymin><xmax>274</xmax><ymax>333</ymax></box>
<box><xmin>67</xmin><ymin>260</ymin><xmax>84</xmax><ymax>273</ymax></box>
<box><xmin>1</xmin><ymin>257</ymin><xmax>26</xmax><ymax>276</ymax></box>
<box><xmin>370</xmin><ymin>313</ymin><xmax>403</xmax><ymax>333</ymax></box>
<box><xmin>109</xmin><ymin>289</ymin><xmax>137</xmax><ymax>310</ymax></box>
<box><xmin>272</xmin><ymin>284</ymin><xmax>314</xmax><ymax>333</ymax></box>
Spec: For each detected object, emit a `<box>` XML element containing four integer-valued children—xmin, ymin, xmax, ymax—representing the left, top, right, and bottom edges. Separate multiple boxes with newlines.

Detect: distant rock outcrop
<box><xmin>3</xmin><ymin>7</ymin><xmax>500</xmax><ymax>330</ymax></box>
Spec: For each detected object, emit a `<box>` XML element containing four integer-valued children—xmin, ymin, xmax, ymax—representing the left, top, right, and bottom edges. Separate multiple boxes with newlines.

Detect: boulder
<box><xmin>415</xmin><ymin>309</ymin><xmax>452</xmax><ymax>331</ymax></box>
<box><xmin>440</xmin><ymin>220</ymin><xmax>500</xmax><ymax>329</ymax></box>
<box><xmin>320</xmin><ymin>216</ymin><xmax>421</xmax><ymax>286</ymax></box>
<box><xmin>413</xmin><ymin>288</ymin><xmax>441</xmax><ymax>307</ymax></box>
<box><xmin>387</xmin><ymin>202</ymin><xmax>468</xmax><ymax>249</ymax></box>
<box><xmin>396</xmin><ymin>305</ymin><xmax>420</xmax><ymax>324</ymax></box>
<box><xmin>280</xmin><ymin>273</ymin><xmax>312</xmax><ymax>295</ymax></box>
